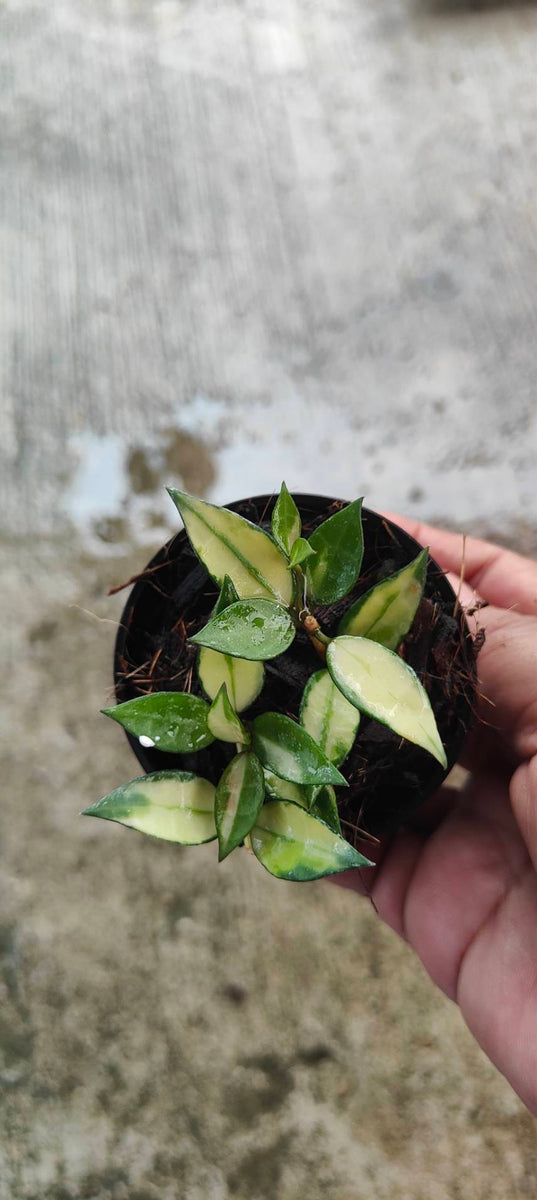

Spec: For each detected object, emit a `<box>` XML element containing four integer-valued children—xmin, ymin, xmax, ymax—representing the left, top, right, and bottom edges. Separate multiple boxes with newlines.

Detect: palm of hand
<box><xmin>338</xmin><ymin>519</ymin><xmax>537</xmax><ymax>1113</ymax></box>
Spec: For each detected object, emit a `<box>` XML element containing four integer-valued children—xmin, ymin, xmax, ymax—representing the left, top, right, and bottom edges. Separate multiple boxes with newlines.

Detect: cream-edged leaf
<box><xmin>197</xmin><ymin>648</ymin><xmax>264</xmax><ymax>712</ymax></box>
<box><xmin>190</xmin><ymin>599</ymin><xmax>295</xmax><ymax>661</ymax></box>
<box><xmin>101</xmin><ymin>692</ymin><xmax>214</xmax><ymax>753</ymax></box>
<box><xmin>326</xmin><ymin>636</ymin><xmax>447</xmax><ymax>767</ymax></box>
<box><xmin>215</xmin><ymin>752</ymin><xmax>265</xmax><ymax>860</ymax></box>
<box><xmin>338</xmin><ymin>549</ymin><xmax>428</xmax><ymax>649</ymax></box>
<box><xmin>168</xmin><ymin>490</ymin><xmax>293</xmax><ymax>604</ymax></box>
<box><xmin>82</xmin><ymin>771</ymin><xmax>217</xmax><ymax>843</ymax></box>
<box><xmin>300</xmin><ymin>669</ymin><xmax>360</xmax><ymax>766</ymax></box>
<box><xmin>251</xmin><ymin>713</ymin><xmax>347</xmax><ymax>786</ymax></box>
<box><xmin>271</xmin><ymin>482</ymin><xmax>301</xmax><ymax>556</ymax></box>
<box><xmin>306</xmin><ymin>500</ymin><xmax>364</xmax><ymax>604</ymax></box>
<box><xmin>250</xmin><ymin>800</ymin><xmax>373</xmax><ymax>881</ymax></box>
<box><xmin>207</xmin><ymin>684</ymin><xmax>250</xmax><ymax>744</ymax></box>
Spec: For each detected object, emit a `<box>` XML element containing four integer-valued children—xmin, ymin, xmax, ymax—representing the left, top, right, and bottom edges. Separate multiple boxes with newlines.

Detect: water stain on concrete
<box><xmin>0</xmin><ymin>924</ymin><xmax>19</xmax><ymax>1002</ymax></box>
<box><xmin>27</xmin><ymin>619</ymin><xmax>59</xmax><ymax>644</ymax></box>
<box><xmin>126</xmin><ymin>447</ymin><xmax>160</xmax><ymax>496</ymax></box>
<box><xmin>63</xmin><ymin>426</ymin><xmax>216</xmax><ymax>554</ymax></box>
<box><xmin>93</xmin><ymin>516</ymin><xmax>129</xmax><ymax>545</ymax></box>
<box><xmin>162</xmin><ymin>427</ymin><xmax>216</xmax><ymax>496</ymax></box>
<box><xmin>226</xmin><ymin>1054</ymin><xmax>294</xmax><ymax>1124</ymax></box>
<box><xmin>228</xmin><ymin>1134</ymin><xmax>292</xmax><ymax>1200</ymax></box>
<box><xmin>163</xmin><ymin>892</ymin><xmax>192</xmax><ymax>935</ymax></box>
<box><xmin>126</xmin><ymin>429</ymin><xmax>216</xmax><ymax>499</ymax></box>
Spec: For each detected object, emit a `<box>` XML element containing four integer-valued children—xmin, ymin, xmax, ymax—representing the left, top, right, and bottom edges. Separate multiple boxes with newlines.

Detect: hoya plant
<box><xmin>85</xmin><ymin>485</ymin><xmax>446</xmax><ymax>881</ymax></box>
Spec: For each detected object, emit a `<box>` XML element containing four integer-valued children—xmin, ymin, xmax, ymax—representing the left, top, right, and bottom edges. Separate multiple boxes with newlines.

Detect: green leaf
<box><xmin>207</xmin><ymin>684</ymin><xmax>250</xmax><ymax>745</ymax></box>
<box><xmin>271</xmin><ymin>482</ymin><xmax>301</xmax><ymax>556</ymax></box>
<box><xmin>82</xmin><ymin>771</ymin><xmax>216</xmax><ymax>843</ymax></box>
<box><xmin>250</xmin><ymin>800</ymin><xmax>373</xmax><ymax>881</ymax></box>
<box><xmin>264</xmin><ymin>773</ymin><xmax>341</xmax><ymax>834</ymax></box>
<box><xmin>308</xmin><ymin>785</ymin><xmax>342</xmax><ymax>835</ymax></box>
<box><xmin>213</xmin><ymin>574</ymin><xmax>240</xmax><ymax>616</ymax></box>
<box><xmin>168</xmin><ymin>490</ymin><xmax>293</xmax><ymax>605</ymax></box>
<box><xmin>251</xmin><ymin>713</ymin><xmax>348</xmax><ymax>787</ymax></box>
<box><xmin>306</xmin><ymin>499</ymin><xmax>364</xmax><ymax>604</ymax></box>
<box><xmin>326</xmin><ymin>636</ymin><xmax>447</xmax><ymax>768</ymax></box>
<box><xmin>288</xmin><ymin>538</ymin><xmax>317</xmax><ymax>569</ymax></box>
<box><xmin>338</xmin><ymin>548</ymin><xmax>428</xmax><ymax>649</ymax></box>
<box><xmin>101</xmin><ymin>692</ymin><xmax>214</xmax><ymax>753</ymax></box>
<box><xmin>215</xmin><ymin>752</ymin><xmax>265</xmax><ymax>860</ymax></box>
<box><xmin>300</xmin><ymin>669</ymin><xmax>360</xmax><ymax>766</ymax></box>
<box><xmin>190</xmin><ymin>599</ymin><xmax>296</xmax><ymax>661</ymax></box>
<box><xmin>197</xmin><ymin>648</ymin><xmax>264</xmax><ymax>712</ymax></box>
<box><xmin>263</xmin><ymin>770</ymin><xmax>309</xmax><ymax>805</ymax></box>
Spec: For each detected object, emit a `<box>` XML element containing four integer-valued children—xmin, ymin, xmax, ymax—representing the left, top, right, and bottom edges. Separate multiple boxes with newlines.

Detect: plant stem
<box><xmin>292</xmin><ymin>570</ymin><xmax>332</xmax><ymax>661</ymax></box>
<box><xmin>301</xmin><ymin>614</ymin><xmax>331</xmax><ymax>661</ymax></box>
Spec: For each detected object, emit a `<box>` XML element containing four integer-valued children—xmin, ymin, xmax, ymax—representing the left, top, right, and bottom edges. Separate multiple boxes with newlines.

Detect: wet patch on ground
<box><xmin>63</xmin><ymin>424</ymin><xmax>217</xmax><ymax>555</ymax></box>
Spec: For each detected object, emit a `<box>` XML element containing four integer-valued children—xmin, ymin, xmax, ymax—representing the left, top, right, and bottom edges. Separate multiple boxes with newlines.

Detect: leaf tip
<box><xmin>217</xmin><ymin>841</ymin><xmax>234</xmax><ymax>863</ymax></box>
<box><xmin>435</xmin><ymin>743</ymin><xmax>448</xmax><ymax>770</ymax></box>
<box><xmin>166</xmin><ymin>486</ymin><xmax>190</xmax><ymax>510</ymax></box>
<box><xmin>333</xmin><ymin>769</ymin><xmax>349</xmax><ymax>787</ymax></box>
<box><xmin>354</xmin><ymin>853</ymin><xmax>376</xmax><ymax>869</ymax></box>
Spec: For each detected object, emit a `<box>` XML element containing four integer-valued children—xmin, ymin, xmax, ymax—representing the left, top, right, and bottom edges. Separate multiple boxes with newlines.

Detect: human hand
<box><xmin>336</xmin><ymin>517</ymin><xmax>537</xmax><ymax>1113</ymax></box>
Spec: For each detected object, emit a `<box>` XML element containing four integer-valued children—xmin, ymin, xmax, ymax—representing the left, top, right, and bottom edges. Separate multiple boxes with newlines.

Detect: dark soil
<box><xmin>113</xmin><ymin>495</ymin><xmax>478</xmax><ymax>838</ymax></box>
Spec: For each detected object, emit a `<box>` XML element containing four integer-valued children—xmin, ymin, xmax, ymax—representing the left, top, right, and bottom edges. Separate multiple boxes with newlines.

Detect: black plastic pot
<box><xmin>113</xmin><ymin>495</ymin><xmax>477</xmax><ymax>838</ymax></box>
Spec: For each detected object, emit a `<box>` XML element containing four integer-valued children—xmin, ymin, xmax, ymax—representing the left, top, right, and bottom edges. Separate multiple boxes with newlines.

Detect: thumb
<box><xmin>468</xmin><ymin>604</ymin><xmax>537</xmax><ymax>763</ymax></box>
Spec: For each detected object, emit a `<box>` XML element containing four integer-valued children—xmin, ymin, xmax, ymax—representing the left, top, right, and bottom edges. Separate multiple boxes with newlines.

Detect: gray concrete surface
<box><xmin>1</xmin><ymin>0</ymin><xmax>537</xmax><ymax>1197</ymax></box>
<box><xmin>2</xmin><ymin>0</ymin><xmax>537</xmax><ymax>548</ymax></box>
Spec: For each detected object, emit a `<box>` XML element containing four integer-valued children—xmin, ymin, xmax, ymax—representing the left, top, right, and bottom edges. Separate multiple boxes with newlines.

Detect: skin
<box><xmin>334</xmin><ymin>515</ymin><xmax>537</xmax><ymax>1113</ymax></box>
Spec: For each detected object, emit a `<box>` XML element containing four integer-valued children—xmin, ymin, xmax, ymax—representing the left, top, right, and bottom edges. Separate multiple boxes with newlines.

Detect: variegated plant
<box><xmin>85</xmin><ymin>485</ymin><xmax>444</xmax><ymax>881</ymax></box>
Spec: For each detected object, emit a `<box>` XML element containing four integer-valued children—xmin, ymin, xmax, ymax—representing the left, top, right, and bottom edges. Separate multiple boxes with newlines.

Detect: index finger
<box><xmin>381</xmin><ymin>513</ymin><xmax>537</xmax><ymax>617</ymax></box>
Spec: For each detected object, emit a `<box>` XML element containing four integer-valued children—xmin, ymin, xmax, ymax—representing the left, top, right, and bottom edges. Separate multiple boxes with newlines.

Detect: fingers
<box><xmin>380</xmin><ymin>771</ymin><xmax>527</xmax><ymax>1001</ymax></box>
<box><xmin>510</xmin><ymin>755</ymin><xmax>537</xmax><ymax>874</ymax></box>
<box><xmin>331</xmin><ymin>828</ymin><xmax>423</xmax><ymax>943</ymax></box>
<box><xmin>332</xmin><ymin>787</ymin><xmax>462</xmax><ymax>916</ymax></box>
<box><xmin>381</xmin><ymin>512</ymin><xmax>537</xmax><ymax>617</ymax></box>
<box><xmin>466</xmin><ymin>604</ymin><xmax>537</xmax><ymax>762</ymax></box>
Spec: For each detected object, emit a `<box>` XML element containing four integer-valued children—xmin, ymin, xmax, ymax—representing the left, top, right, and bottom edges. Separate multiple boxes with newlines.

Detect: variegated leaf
<box><xmin>197</xmin><ymin>648</ymin><xmax>264</xmax><ymax>712</ymax></box>
<box><xmin>83</xmin><ymin>771</ymin><xmax>217</xmax><ymax>843</ymax></box>
<box><xmin>326</xmin><ymin>636</ymin><xmax>447</xmax><ymax>767</ymax></box>
<box><xmin>168</xmin><ymin>490</ymin><xmax>293</xmax><ymax>604</ymax></box>
<box><xmin>207</xmin><ymin>684</ymin><xmax>250</xmax><ymax>744</ymax></box>
<box><xmin>251</xmin><ymin>713</ymin><xmax>347</xmax><ymax>786</ymax></box>
<box><xmin>250</xmin><ymin>800</ymin><xmax>373</xmax><ymax>881</ymax></box>
<box><xmin>300</xmin><ymin>669</ymin><xmax>360</xmax><ymax>766</ymax></box>
<box><xmin>215</xmin><ymin>752</ymin><xmax>265</xmax><ymax>860</ymax></box>
<box><xmin>338</xmin><ymin>549</ymin><xmax>428</xmax><ymax>649</ymax></box>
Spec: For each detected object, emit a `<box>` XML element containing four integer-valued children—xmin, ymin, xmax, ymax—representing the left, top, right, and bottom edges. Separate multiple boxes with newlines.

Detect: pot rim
<box><xmin>112</xmin><ymin>493</ymin><xmax>477</xmax><ymax>835</ymax></box>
